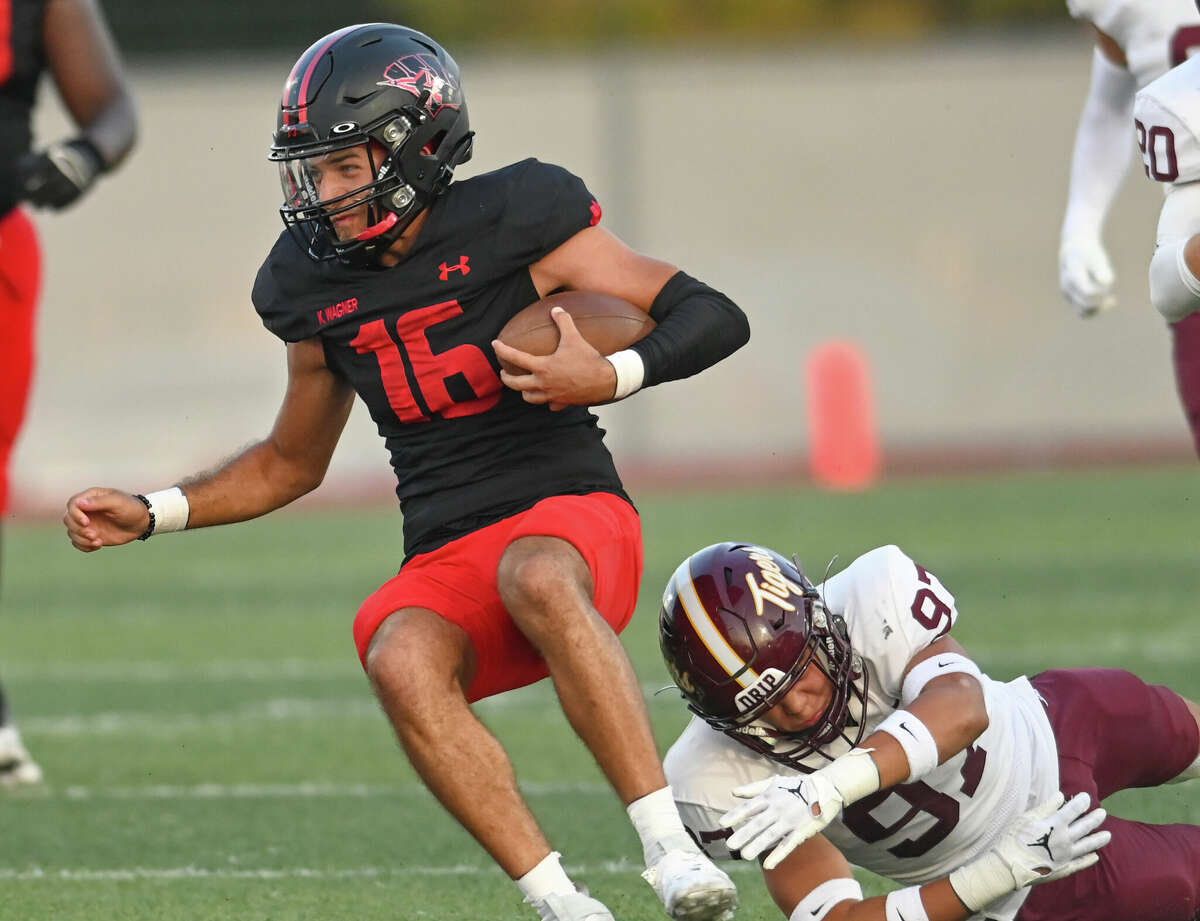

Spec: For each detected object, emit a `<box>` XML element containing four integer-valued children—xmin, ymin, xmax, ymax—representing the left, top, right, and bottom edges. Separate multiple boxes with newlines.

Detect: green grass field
<box><xmin>1</xmin><ymin>466</ymin><xmax>1198</xmax><ymax>920</ymax></box>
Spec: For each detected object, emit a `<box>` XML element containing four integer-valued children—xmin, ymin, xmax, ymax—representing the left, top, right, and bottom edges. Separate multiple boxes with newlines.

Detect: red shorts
<box><xmin>0</xmin><ymin>208</ymin><xmax>41</xmax><ymax>516</ymax></box>
<box><xmin>1018</xmin><ymin>669</ymin><xmax>1200</xmax><ymax>921</ymax></box>
<box><xmin>352</xmin><ymin>492</ymin><xmax>643</xmax><ymax>703</ymax></box>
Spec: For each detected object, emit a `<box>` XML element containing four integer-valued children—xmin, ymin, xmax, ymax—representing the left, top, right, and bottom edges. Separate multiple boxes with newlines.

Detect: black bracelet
<box><xmin>132</xmin><ymin>493</ymin><xmax>156</xmax><ymax>541</ymax></box>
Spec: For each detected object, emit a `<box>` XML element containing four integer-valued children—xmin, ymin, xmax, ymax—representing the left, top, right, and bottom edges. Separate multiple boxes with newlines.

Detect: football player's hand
<box><xmin>17</xmin><ymin>138</ymin><xmax>104</xmax><ymax>210</ymax></box>
<box><xmin>493</xmin><ymin>307</ymin><xmax>617</xmax><ymax>411</ymax></box>
<box><xmin>720</xmin><ymin>771</ymin><xmax>845</xmax><ymax>870</ymax></box>
<box><xmin>949</xmin><ymin>791</ymin><xmax>1110</xmax><ymax>912</ymax></box>
<box><xmin>1059</xmin><ymin>237</ymin><xmax>1117</xmax><ymax>318</ymax></box>
<box><xmin>63</xmin><ymin>488</ymin><xmax>150</xmax><ymax>552</ymax></box>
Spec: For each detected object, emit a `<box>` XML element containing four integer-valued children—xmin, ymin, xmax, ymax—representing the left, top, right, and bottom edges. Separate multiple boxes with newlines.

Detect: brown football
<box><xmin>496</xmin><ymin>290</ymin><xmax>655</xmax><ymax>374</ymax></box>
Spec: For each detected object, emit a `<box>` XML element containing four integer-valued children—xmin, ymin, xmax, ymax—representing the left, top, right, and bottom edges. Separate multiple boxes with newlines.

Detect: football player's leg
<box><xmin>1017</xmin><ymin>814</ymin><xmax>1200</xmax><ymax>921</ymax></box>
<box><xmin>0</xmin><ymin>208</ymin><xmax>42</xmax><ymax>787</ymax></box>
<box><xmin>365</xmin><ymin>606</ymin><xmax>555</xmax><ymax>876</ymax></box>
<box><xmin>499</xmin><ymin>495</ymin><xmax>736</xmax><ymax>921</ymax></box>
<box><xmin>1032</xmin><ymin>668</ymin><xmax>1200</xmax><ymax>797</ymax></box>
<box><xmin>1167</xmin><ymin>695</ymin><xmax>1200</xmax><ymax>784</ymax></box>
<box><xmin>1171</xmin><ymin>311</ymin><xmax>1200</xmax><ymax>457</ymax></box>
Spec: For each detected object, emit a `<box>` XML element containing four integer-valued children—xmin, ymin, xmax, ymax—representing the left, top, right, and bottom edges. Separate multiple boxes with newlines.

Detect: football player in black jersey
<box><xmin>1</xmin><ymin>0</ymin><xmax>136</xmax><ymax>786</ymax></box>
<box><xmin>63</xmin><ymin>24</ymin><xmax>747</xmax><ymax>921</ymax></box>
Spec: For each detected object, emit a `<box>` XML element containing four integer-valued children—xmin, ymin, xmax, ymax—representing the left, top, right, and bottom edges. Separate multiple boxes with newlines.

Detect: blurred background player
<box><xmin>1133</xmin><ymin>3</ymin><xmax>1200</xmax><ymax>452</ymax></box>
<box><xmin>63</xmin><ymin>23</ymin><xmax>746</xmax><ymax>921</ymax></box>
<box><xmin>1060</xmin><ymin>0</ymin><xmax>1200</xmax><ymax>455</ymax></box>
<box><xmin>0</xmin><ymin>0</ymin><xmax>136</xmax><ymax>785</ymax></box>
<box><xmin>658</xmin><ymin>541</ymin><xmax>1200</xmax><ymax>921</ymax></box>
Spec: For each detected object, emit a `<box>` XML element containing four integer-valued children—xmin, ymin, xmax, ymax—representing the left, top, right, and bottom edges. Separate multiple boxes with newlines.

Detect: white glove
<box><xmin>1059</xmin><ymin>237</ymin><xmax>1117</xmax><ymax>318</ymax></box>
<box><xmin>949</xmin><ymin>791</ymin><xmax>1111</xmax><ymax>912</ymax></box>
<box><xmin>720</xmin><ymin>772</ymin><xmax>843</xmax><ymax>869</ymax></box>
<box><xmin>719</xmin><ymin>749</ymin><xmax>878</xmax><ymax>870</ymax></box>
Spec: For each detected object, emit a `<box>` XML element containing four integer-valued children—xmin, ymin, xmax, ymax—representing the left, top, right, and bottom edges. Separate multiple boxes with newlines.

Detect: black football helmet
<box><xmin>659</xmin><ymin>542</ymin><xmax>868</xmax><ymax>770</ymax></box>
<box><xmin>269</xmin><ymin>23</ymin><xmax>474</xmax><ymax>265</ymax></box>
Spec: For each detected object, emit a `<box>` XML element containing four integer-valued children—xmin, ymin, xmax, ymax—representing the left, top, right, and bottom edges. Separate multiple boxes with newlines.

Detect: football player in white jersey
<box><xmin>659</xmin><ymin>542</ymin><xmax>1200</xmax><ymax>921</ymax></box>
<box><xmin>1134</xmin><ymin>11</ymin><xmax>1200</xmax><ymax>452</ymax></box>
<box><xmin>1061</xmin><ymin>0</ymin><xmax>1200</xmax><ymax>455</ymax></box>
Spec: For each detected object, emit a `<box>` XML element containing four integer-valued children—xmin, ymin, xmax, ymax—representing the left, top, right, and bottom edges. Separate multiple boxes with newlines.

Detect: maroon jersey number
<box><xmin>350</xmin><ymin>299</ymin><xmax>501</xmax><ymax>423</ymax></box>
<box><xmin>910</xmin><ymin>563</ymin><xmax>953</xmax><ymax>638</ymax></box>
<box><xmin>840</xmin><ymin>744</ymin><xmax>987</xmax><ymax>858</ymax></box>
<box><xmin>1135</xmin><ymin>119</ymin><xmax>1180</xmax><ymax>182</ymax></box>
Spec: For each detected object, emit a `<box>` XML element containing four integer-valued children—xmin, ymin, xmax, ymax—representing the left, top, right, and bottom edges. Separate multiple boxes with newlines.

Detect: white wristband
<box><xmin>145</xmin><ymin>486</ymin><xmax>190</xmax><ymax>535</ymax></box>
<box><xmin>790</xmin><ymin>877</ymin><xmax>863</xmax><ymax>921</ymax></box>
<box><xmin>821</xmin><ymin>746</ymin><xmax>881</xmax><ymax>804</ymax></box>
<box><xmin>885</xmin><ymin>886</ymin><xmax>931</xmax><ymax>921</ymax></box>
<box><xmin>606</xmin><ymin>349</ymin><xmax>645</xmax><ymax>400</ymax></box>
<box><xmin>874</xmin><ymin>710</ymin><xmax>940</xmax><ymax>782</ymax></box>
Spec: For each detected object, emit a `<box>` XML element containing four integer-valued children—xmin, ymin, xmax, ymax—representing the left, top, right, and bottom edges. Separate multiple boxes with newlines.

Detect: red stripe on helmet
<box><xmin>283</xmin><ymin>24</ymin><xmax>362</xmax><ymax>125</ymax></box>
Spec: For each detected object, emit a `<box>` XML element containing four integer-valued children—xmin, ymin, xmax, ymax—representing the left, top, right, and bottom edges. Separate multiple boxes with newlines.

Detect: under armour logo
<box><xmin>438</xmin><ymin>255</ymin><xmax>470</xmax><ymax>280</ymax></box>
<box><xmin>1030</xmin><ymin>830</ymin><xmax>1055</xmax><ymax>860</ymax></box>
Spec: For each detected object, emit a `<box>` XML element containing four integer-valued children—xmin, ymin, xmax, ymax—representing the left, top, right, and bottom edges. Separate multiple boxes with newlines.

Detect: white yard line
<box><xmin>37</xmin><ymin>780</ymin><xmax>610</xmax><ymax>800</ymax></box>
<box><xmin>0</xmin><ymin>861</ymin><xmax>761</xmax><ymax>882</ymax></box>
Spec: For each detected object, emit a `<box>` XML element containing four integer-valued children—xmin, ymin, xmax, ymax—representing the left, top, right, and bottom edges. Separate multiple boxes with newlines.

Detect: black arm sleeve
<box><xmin>629</xmin><ymin>271</ymin><xmax>750</xmax><ymax>388</ymax></box>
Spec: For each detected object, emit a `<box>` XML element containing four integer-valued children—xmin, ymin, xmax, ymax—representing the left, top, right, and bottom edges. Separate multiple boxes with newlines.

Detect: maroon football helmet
<box><xmin>658</xmin><ymin>541</ymin><xmax>868</xmax><ymax>770</ymax></box>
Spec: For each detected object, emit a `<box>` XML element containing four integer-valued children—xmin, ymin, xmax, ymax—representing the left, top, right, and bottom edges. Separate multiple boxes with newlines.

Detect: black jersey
<box><xmin>0</xmin><ymin>0</ymin><xmax>46</xmax><ymax>217</ymax></box>
<box><xmin>252</xmin><ymin>159</ymin><xmax>630</xmax><ymax>559</ymax></box>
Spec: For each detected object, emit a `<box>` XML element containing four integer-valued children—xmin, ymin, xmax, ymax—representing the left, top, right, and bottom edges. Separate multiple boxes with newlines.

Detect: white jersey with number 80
<box><xmin>1135</xmin><ymin>54</ymin><xmax>1200</xmax><ymax>186</ymax></box>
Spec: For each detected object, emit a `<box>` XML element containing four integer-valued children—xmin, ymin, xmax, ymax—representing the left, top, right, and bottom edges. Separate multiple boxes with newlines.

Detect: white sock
<box><xmin>516</xmin><ymin>851</ymin><xmax>576</xmax><ymax>905</ymax></box>
<box><xmin>626</xmin><ymin>786</ymin><xmax>694</xmax><ymax>864</ymax></box>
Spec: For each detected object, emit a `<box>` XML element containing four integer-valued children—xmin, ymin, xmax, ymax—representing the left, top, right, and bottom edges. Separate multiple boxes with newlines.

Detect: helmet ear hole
<box><xmin>421</xmin><ymin>130</ymin><xmax>447</xmax><ymax>156</ymax></box>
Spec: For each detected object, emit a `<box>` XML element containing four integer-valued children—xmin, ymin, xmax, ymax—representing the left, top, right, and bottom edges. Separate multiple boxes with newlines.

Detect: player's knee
<box><xmin>497</xmin><ymin>538</ymin><xmax>592</xmax><ymax>629</ymax></box>
<box><xmin>364</xmin><ymin>609</ymin><xmax>472</xmax><ymax>709</ymax></box>
<box><xmin>1149</xmin><ymin>238</ymin><xmax>1200</xmax><ymax>323</ymax></box>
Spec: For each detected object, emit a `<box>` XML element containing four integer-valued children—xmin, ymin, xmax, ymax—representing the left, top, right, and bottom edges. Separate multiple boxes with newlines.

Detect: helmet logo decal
<box><xmin>377</xmin><ymin>54</ymin><xmax>461</xmax><ymax>116</ymax></box>
<box><xmin>330</xmin><ymin>121</ymin><xmax>359</xmax><ymax>135</ymax></box>
<box><xmin>742</xmin><ymin>549</ymin><xmax>806</xmax><ymax>616</ymax></box>
<box><xmin>734</xmin><ymin>668</ymin><xmax>787</xmax><ymax>713</ymax></box>
<box><xmin>671</xmin><ymin>560</ymin><xmax>757</xmax><ymax>689</ymax></box>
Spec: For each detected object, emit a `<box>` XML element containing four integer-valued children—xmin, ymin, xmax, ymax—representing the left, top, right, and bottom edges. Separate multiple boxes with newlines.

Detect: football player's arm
<box><xmin>855</xmin><ymin>636</ymin><xmax>989</xmax><ymax>790</ymax></box>
<box><xmin>19</xmin><ymin>0</ymin><xmax>137</xmax><ymax>209</ymax></box>
<box><xmin>1148</xmin><ymin>181</ymin><xmax>1200</xmax><ymax>323</ymax></box>
<box><xmin>64</xmin><ymin>338</ymin><xmax>355</xmax><ymax>551</ymax></box>
<box><xmin>1058</xmin><ymin>25</ymin><xmax>1136</xmax><ymax>318</ymax></box>
<box><xmin>762</xmin><ymin>799</ymin><xmax>1108</xmax><ymax>921</ymax></box>
<box><xmin>499</xmin><ymin>226</ymin><xmax>749</xmax><ymax>406</ymax></box>
<box><xmin>764</xmin><ymin>833</ymin><xmax>972</xmax><ymax>921</ymax></box>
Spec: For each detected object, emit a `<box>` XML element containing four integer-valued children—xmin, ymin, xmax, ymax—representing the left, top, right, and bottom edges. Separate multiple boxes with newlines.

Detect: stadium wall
<box><xmin>13</xmin><ymin>34</ymin><xmax>1189</xmax><ymax>515</ymax></box>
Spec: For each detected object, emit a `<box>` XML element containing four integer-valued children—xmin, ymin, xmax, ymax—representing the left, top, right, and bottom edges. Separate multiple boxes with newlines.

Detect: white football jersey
<box><xmin>664</xmin><ymin>546</ymin><xmax>1060</xmax><ymax>921</ymax></box>
<box><xmin>1134</xmin><ymin>54</ymin><xmax>1200</xmax><ymax>185</ymax></box>
<box><xmin>1067</xmin><ymin>0</ymin><xmax>1200</xmax><ymax>89</ymax></box>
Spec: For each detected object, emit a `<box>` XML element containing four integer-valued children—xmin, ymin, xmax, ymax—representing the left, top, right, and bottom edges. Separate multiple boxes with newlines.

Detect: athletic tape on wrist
<box><xmin>606</xmin><ymin>349</ymin><xmax>645</xmax><ymax>400</ymax></box>
<box><xmin>874</xmin><ymin>710</ymin><xmax>939</xmax><ymax>782</ymax></box>
<box><xmin>789</xmin><ymin>877</ymin><xmax>863</xmax><ymax>921</ymax></box>
<box><xmin>885</xmin><ymin>886</ymin><xmax>931</xmax><ymax>921</ymax></box>
<box><xmin>144</xmin><ymin>487</ymin><xmax>190</xmax><ymax>535</ymax></box>
<box><xmin>901</xmin><ymin>653</ymin><xmax>983</xmax><ymax>706</ymax></box>
<box><xmin>948</xmin><ymin>851</ymin><xmax>1014</xmax><ymax>913</ymax></box>
<box><xmin>821</xmin><ymin>746</ymin><xmax>881</xmax><ymax>804</ymax></box>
